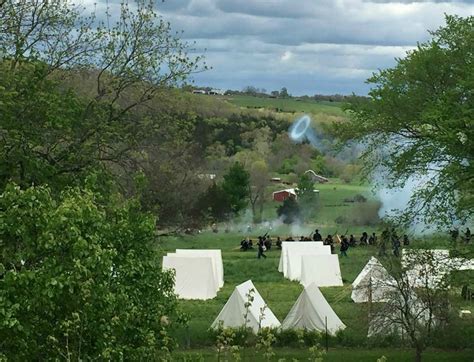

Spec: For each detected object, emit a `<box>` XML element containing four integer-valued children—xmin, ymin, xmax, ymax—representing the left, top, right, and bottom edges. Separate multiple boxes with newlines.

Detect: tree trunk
<box><xmin>415</xmin><ymin>346</ymin><xmax>423</xmax><ymax>362</ymax></box>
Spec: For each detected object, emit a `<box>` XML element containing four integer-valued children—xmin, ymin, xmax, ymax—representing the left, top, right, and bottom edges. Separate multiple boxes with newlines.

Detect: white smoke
<box><xmin>288</xmin><ymin>115</ymin><xmax>328</xmax><ymax>152</ymax></box>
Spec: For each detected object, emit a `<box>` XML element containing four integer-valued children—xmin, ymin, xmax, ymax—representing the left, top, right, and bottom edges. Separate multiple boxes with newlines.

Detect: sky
<box><xmin>95</xmin><ymin>0</ymin><xmax>474</xmax><ymax>95</ymax></box>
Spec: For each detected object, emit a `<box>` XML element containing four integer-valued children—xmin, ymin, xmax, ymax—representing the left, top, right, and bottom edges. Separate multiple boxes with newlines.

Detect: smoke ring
<box><xmin>290</xmin><ymin>115</ymin><xmax>311</xmax><ymax>142</ymax></box>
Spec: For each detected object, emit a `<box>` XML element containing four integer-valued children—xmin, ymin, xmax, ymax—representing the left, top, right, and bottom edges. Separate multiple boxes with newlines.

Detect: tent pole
<box><xmin>325</xmin><ymin>316</ymin><xmax>328</xmax><ymax>352</ymax></box>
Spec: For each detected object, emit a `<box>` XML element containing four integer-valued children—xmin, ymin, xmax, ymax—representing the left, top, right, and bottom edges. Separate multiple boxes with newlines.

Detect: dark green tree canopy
<box><xmin>221</xmin><ymin>162</ymin><xmax>250</xmax><ymax>214</ymax></box>
<box><xmin>336</xmin><ymin>15</ymin><xmax>473</xmax><ymax>226</ymax></box>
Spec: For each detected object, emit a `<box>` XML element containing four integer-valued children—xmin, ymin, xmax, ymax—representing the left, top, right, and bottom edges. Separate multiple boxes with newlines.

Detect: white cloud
<box><xmin>92</xmin><ymin>0</ymin><xmax>474</xmax><ymax>94</ymax></box>
<box><xmin>281</xmin><ymin>51</ymin><xmax>293</xmax><ymax>62</ymax></box>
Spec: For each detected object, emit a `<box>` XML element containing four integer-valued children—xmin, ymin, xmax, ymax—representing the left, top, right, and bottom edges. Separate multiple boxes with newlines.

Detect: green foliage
<box><xmin>337</xmin><ymin>15</ymin><xmax>474</xmax><ymax>226</ymax></box>
<box><xmin>276</xmin><ymin>198</ymin><xmax>301</xmax><ymax>224</ymax></box>
<box><xmin>279</xmin><ymin>157</ymin><xmax>298</xmax><ymax>174</ymax></box>
<box><xmin>256</xmin><ymin>328</ymin><xmax>276</xmax><ymax>361</ymax></box>
<box><xmin>0</xmin><ymin>183</ymin><xmax>180</xmax><ymax>359</ymax></box>
<box><xmin>308</xmin><ymin>343</ymin><xmax>326</xmax><ymax>362</ymax></box>
<box><xmin>221</xmin><ymin>162</ymin><xmax>250</xmax><ymax>214</ymax></box>
<box><xmin>297</xmin><ymin>173</ymin><xmax>315</xmax><ymax>200</ymax></box>
<box><xmin>297</xmin><ymin>173</ymin><xmax>320</xmax><ymax>221</ymax></box>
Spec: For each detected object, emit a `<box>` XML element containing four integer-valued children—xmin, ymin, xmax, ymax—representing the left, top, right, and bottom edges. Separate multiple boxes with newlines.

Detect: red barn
<box><xmin>272</xmin><ymin>188</ymin><xmax>297</xmax><ymax>202</ymax></box>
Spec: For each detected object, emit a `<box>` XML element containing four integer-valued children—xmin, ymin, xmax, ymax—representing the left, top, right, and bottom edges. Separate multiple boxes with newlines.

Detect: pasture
<box><xmin>221</xmin><ymin>95</ymin><xmax>346</xmax><ymax>117</ymax></box>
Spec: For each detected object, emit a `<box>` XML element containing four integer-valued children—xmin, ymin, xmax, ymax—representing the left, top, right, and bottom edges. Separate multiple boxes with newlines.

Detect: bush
<box><xmin>353</xmin><ymin>194</ymin><xmax>367</xmax><ymax>203</ymax></box>
<box><xmin>335</xmin><ymin>215</ymin><xmax>349</xmax><ymax>224</ymax></box>
<box><xmin>0</xmin><ymin>184</ymin><xmax>180</xmax><ymax>360</ymax></box>
<box><xmin>351</xmin><ymin>201</ymin><xmax>381</xmax><ymax>226</ymax></box>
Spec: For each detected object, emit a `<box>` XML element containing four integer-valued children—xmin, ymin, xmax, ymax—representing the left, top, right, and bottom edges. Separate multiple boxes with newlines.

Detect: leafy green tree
<box><xmin>221</xmin><ymin>162</ymin><xmax>250</xmax><ymax>214</ymax></box>
<box><xmin>248</xmin><ymin>160</ymin><xmax>270</xmax><ymax>223</ymax></box>
<box><xmin>297</xmin><ymin>173</ymin><xmax>319</xmax><ymax>221</ymax></box>
<box><xmin>277</xmin><ymin>197</ymin><xmax>301</xmax><ymax>224</ymax></box>
<box><xmin>0</xmin><ymin>183</ymin><xmax>180</xmax><ymax>359</ymax></box>
<box><xmin>336</xmin><ymin>15</ymin><xmax>474</xmax><ymax>226</ymax></box>
<box><xmin>196</xmin><ymin>182</ymin><xmax>232</xmax><ymax>221</ymax></box>
<box><xmin>296</xmin><ymin>173</ymin><xmax>315</xmax><ymax>200</ymax></box>
<box><xmin>0</xmin><ymin>0</ymin><xmax>202</xmax><ymax>192</ymax></box>
<box><xmin>280</xmin><ymin>87</ymin><xmax>290</xmax><ymax>98</ymax></box>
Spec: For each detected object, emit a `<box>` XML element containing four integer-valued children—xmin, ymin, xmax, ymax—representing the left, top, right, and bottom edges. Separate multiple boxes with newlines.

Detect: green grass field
<box><xmin>221</xmin><ymin>95</ymin><xmax>346</xmax><ymax>117</ymax></box>
<box><xmin>159</xmin><ymin>181</ymin><xmax>473</xmax><ymax>360</ymax></box>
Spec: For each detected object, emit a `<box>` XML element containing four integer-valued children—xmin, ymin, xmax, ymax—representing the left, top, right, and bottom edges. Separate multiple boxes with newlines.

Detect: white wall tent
<box><xmin>278</xmin><ymin>242</ymin><xmax>328</xmax><ymax>278</ymax></box>
<box><xmin>368</xmin><ymin>293</ymin><xmax>433</xmax><ymax>338</ymax></box>
<box><xmin>402</xmin><ymin>249</ymin><xmax>452</xmax><ymax>289</ymax></box>
<box><xmin>174</xmin><ymin>249</ymin><xmax>224</xmax><ymax>288</ymax></box>
<box><xmin>162</xmin><ymin>255</ymin><xmax>217</xmax><ymax>300</ymax></box>
<box><xmin>351</xmin><ymin>257</ymin><xmax>395</xmax><ymax>303</ymax></box>
<box><xmin>282</xmin><ymin>283</ymin><xmax>345</xmax><ymax>335</ymax></box>
<box><xmin>286</xmin><ymin>249</ymin><xmax>332</xmax><ymax>281</ymax></box>
<box><xmin>300</xmin><ymin>255</ymin><xmax>343</xmax><ymax>287</ymax></box>
<box><xmin>211</xmin><ymin>280</ymin><xmax>281</xmax><ymax>333</ymax></box>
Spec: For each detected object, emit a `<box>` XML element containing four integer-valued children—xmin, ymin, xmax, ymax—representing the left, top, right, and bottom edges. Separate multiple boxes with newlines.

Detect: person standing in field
<box><xmin>257</xmin><ymin>236</ymin><xmax>267</xmax><ymax>259</ymax></box>
<box><xmin>313</xmin><ymin>229</ymin><xmax>322</xmax><ymax>241</ymax></box>
<box><xmin>340</xmin><ymin>235</ymin><xmax>349</xmax><ymax>257</ymax></box>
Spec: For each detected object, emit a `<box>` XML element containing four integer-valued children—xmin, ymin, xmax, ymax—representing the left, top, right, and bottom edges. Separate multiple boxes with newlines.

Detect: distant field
<box><xmin>221</xmin><ymin>94</ymin><xmax>346</xmax><ymax>117</ymax></box>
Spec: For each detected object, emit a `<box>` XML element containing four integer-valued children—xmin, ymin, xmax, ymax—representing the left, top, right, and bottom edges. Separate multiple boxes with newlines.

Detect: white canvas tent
<box><xmin>351</xmin><ymin>257</ymin><xmax>395</xmax><ymax>303</ymax></box>
<box><xmin>286</xmin><ymin>249</ymin><xmax>332</xmax><ymax>281</ymax></box>
<box><xmin>211</xmin><ymin>280</ymin><xmax>281</xmax><ymax>333</ymax></box>
<box><xmin>300</xmin><ymin>255</ymin><xmax>343</xmax><ymax>287</ymax></box>
<box><xmin>402</xmin><ymin>249</ymin><xmax>452</xmax><ymax>289</ymax></box>
<box><xmin>368</xmin><ymin>292</ymin><xmax>434</xmax><ymax>338</ymax></box>
<box><xmin>278</xmin><ymin>242</ymin><xmax>328</xmax><ymax>278</ymax></box>
<box><xmin>162</xmin><ymin>255</ymin><xmax>217</xmax><ymax>300</ymax></box>
<box><xmin>174</xmin><ymin>249</ymin><xmax>224</xmax><ymax>288</ymax></box>
<box><xmin>282</xmin><ymin>283</ymin><xmax>346</xmax><ymax>335</ymax></box>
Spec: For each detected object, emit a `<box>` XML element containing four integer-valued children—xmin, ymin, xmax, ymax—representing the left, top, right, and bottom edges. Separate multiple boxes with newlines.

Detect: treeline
<box><xmin>206</xmin><ymin>85</ymin><xmax>369</xmax><ymax>102</ymax></box>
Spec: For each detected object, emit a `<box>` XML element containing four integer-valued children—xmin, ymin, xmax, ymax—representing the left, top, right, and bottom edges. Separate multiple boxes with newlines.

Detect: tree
<box><xmin>221</xmin><ymin>162</ymin><xmax>250</xmax><ymax>214</ymax></box>
<box><xmin>0</xmin><ymin>0</ymin><xmax>202</xmax><ymax>191</ymax></box>
<box><xmin>248</xmin><ymin>160</ymin><xmax>270</xmax><ymax>223</ymax></box>
<box><xmin>277</xmin><ymin>197</ymin><xmax>301</xmax><ymax>224</ymax></box>
<box><xmin>369</xmin><ymin>251</ymin><xmax>451</xmax><ymax>362</ymax></box>
<box><xmin>335</xmin><ymin>15</ymin><xmax>473</xmax><ymax>227</ymax></box>
<box><xmin>280</xmin><ymin>87</ymin><xmax>290</xmax><ymax>98</ymax></box>
<box><xmin>0</xmin><ymin>183</ymin><xmax>180</xmax><ymax>359</ymax></box>
<box><xmin>296</xmin><ymin>173</ymin><xmax>319</xmax><ymax>220</ymax></box>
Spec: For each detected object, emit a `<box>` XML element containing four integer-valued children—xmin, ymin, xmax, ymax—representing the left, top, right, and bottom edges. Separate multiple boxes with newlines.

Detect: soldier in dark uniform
<box><xmin>313</xmin><ymin>229</ymin><xmax>323</xmax><ymax>241</ymax></box>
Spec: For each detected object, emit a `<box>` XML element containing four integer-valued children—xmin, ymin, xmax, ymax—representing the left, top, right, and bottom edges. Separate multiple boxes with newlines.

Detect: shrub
<box><xmin>351</xmin><ymin>201</ymin><xmax>382</xmax><ymax>226</ymax></box>
<box><xmin>0</xmin><ymin>184</ymin><xmax>180</xmax><ymax>360</ymax></box>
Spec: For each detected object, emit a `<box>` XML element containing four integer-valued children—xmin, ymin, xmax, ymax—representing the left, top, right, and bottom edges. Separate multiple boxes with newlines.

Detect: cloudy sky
<box><xmin>102</xmin><ymin>1</ymin><xmax>474</xmax><ymax>95</ymax></box>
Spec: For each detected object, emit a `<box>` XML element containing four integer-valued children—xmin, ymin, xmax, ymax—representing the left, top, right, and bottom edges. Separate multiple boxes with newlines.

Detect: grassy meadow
<box><xmin>221</xmin><ymin>95</ymin><xmax>346</xmax><ymax>117</ymax></box>
<box><xmin>159</xmin><ymin>181</ymin><xmax>474</xmax><ymax>360</ymax></box>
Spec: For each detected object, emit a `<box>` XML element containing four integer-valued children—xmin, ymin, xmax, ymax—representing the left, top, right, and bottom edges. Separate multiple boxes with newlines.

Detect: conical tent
<box><xmin>351</xmin><ymin>257</ymin><xmax>394</xmax><ymax>303</ymax></box>
<box><xmin>162</xmin><ymin>255</ymin><xmax>217</xmax><ymax>300</ymax></box>
<box><xmin>211</xmin><ymin>280</ymin><xmax>281</xmax><ymax>333</ymax></box>
<box><xmin>282</xmin><ymin>283</ymin><xmax>345</xmax><ymax>335</ymax></box>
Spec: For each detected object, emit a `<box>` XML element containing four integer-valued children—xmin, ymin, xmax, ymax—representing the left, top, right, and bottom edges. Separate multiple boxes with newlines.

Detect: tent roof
<box><xmin>282</xmin><ymin>283</ymin><xmax>345</xmax><ymax>335</ymax></box>
<box><xmin>211</xmin><ymin>280</ymin><xmax>280</xmax><ymax>333</ymax></box>
<box><xmin>352</xmin><ymin>257</ymin><xmax>390</xmax><ymax>288</ymax></box>
<box><xmin>351</xmin><ymin>257</ymin><xmax>395</xmax><ymax>303</ymax></box>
